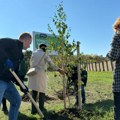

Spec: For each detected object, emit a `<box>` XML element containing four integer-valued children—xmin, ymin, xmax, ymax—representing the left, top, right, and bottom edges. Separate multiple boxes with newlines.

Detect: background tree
<box><xmin>24</xmin><ymin>50</ymin><xmax>32</xmax><ymax>70</ymax></box>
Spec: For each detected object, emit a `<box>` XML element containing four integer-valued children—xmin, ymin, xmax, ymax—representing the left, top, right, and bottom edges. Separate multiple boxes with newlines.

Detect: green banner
<box><xmin>33</xmin><ymin>32</ymin><xmax>59</xmax><ymax>55</ymax></box>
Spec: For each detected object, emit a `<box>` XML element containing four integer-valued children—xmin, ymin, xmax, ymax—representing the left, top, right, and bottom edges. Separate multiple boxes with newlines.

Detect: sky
<box><xmin>0</xmin><ymin>0</ymin><xmax>120</xmax><ymax>57</ymax></box>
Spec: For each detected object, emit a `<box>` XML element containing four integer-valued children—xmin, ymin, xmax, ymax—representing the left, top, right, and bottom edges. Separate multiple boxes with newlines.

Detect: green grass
<box><xmin>88</xmin><ymin>71</ymin><xmax>113</xmax><ymax>83</ymax></box>
<box><xmin>0</xmin><ymin>71</ymin><xmax>114</xmax><ymax>120</ymax></box>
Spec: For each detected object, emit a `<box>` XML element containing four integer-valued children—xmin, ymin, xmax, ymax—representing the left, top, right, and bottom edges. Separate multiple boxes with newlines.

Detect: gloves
<box><xmin>5</xmin><ymin>59</ymin><xmax>14</xmax><ymax>70</ymax></box>
<box><xmin>20</xmin><ymin>84</ymin><xmax>29</xmax><ymax>94</ymax></box>
<box><xmin>12</xmin><ymin>76</ymin><xmax>29</xmax><ymax>94</ymax></box>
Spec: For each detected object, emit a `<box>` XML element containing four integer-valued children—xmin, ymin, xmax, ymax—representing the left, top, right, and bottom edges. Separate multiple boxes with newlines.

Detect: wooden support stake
<box><xmin>77</xmin><ymin>41</ymin><xmax>82</xmax><ymax>110</ymax></box>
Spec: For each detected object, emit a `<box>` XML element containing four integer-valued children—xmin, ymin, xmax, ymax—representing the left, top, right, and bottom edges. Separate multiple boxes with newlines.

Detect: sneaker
<box><xmin>31</xmin><ymin>111</ymin><xmax>37</xmax><ymax>115</ymax></box>
<box><xmin>2</xmin><ymin>108</ymin><xmax>8</xmax><ymax>115</ymax></box>
<box><xmin>82</xmin><ymin>99</ymin><xmax>86</xmax><ymax>104</ymax></box>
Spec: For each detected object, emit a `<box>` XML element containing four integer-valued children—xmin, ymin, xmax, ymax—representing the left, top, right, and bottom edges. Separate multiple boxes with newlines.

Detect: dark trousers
<box><xmin>81</xmin><ymin>85</ymin><xmax>85</xmax><ymax>103</ymax></box>
<box><xmin>2</xmin><ymin>97</ymin><xmax>7</xmax><ymax>110</ymax></box>
<box><xmin>74</xmin><ymin>83</ymin><xmax>86</xmax><ymax>104</ymax></box>
<box><xmin>31</xmin><ymin>90</ymin><xmax>45</xmax><ymax>114</ymax></box>
<box><xmin>114</xmin><ymin>92</ymin><xmax>120</xmax><ymax>120</ymax></box>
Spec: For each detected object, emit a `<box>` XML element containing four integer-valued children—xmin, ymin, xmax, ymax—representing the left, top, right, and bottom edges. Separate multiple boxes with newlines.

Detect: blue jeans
<box><xmin>0</xmin><ymin>80</ymin><xmax>21</xmax><ymax>120</ymax></box>
<box><xmin>114</xmin><ymin>92</ymin><xmax>120</xmax><ymax>120</ymax></box>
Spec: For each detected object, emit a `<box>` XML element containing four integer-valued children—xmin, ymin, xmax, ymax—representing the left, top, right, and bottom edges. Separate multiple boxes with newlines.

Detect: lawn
<box><xmin>0</xmin><ymin>71</ymin><xmax>114</xmax><ymax>120</ymax></box>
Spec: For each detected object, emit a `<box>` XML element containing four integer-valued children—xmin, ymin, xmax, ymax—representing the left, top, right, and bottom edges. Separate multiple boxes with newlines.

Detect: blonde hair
<box><xmin>113</xmin><ymin>18</ymin><xmax>120</xmax><ymax>32</ymax></box>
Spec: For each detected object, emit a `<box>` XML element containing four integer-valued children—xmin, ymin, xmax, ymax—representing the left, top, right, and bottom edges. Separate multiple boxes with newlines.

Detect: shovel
<box><xmin>9</xmin><ymin>69</ymin><xmax>44</xmax><ymax>119</ymax></box>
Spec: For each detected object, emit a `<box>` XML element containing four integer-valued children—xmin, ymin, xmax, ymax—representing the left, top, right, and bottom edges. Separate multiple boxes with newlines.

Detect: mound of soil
<box><xmin>22</xmin><ymin>87</ymin><xmax>74</xmax><ymax>102</ymax></box>
<box><xmin>22</xmin><ymin>93</ymin><xmax>57</xmax><ymax>102</ymax></box>
<box><xmin>44</xmin><ymin>107</ymin><xmax>102</xmax><ymax>120</ymax></box>
<box><xmin>43</xmin><ymin>108</ymin><xmax>82</xmax><ymax>120</ymax></box>
<box><xmin>55</xmin><ymin>88</ymin><xmax>74</xmax><ymax>100</ymax></box>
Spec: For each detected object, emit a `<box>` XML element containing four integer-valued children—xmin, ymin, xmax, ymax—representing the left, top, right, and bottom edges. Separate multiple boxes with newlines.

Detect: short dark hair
<box><xmin>19</xmin><ymin>32</ymin><xmax>32</xmax><ymax>39</ymax></box>
<box><xmin>39</xmin><ymin>43</ymin><xmax>47</xmax><ymax>48</ymax></box>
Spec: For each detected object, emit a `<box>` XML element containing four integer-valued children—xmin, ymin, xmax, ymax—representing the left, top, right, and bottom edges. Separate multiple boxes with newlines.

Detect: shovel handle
<box><xmin>9</xmin><ymin>69</ymin><xmax>44</xmax><ymax>118</ymax></box>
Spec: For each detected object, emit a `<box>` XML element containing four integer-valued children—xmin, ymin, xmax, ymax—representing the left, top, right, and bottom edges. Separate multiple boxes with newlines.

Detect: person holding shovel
<box><xmin>0</xmin><ymin>32</ymin><xmax>32</xmax><ymax>120</ymax></box>
<box><xmin>28</xmin><ymin>43</ymin><xmax>64</xmax><ymax>115</ymax></box>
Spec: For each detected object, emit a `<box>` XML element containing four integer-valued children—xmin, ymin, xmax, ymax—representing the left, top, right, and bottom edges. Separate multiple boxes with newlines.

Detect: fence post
<box><xmin>102</xmin><ymin>61</ymin><xmax>105</xmax><ymax>71</ymax></box>
<box><xmin>106</xmin><ymin>60</ymin><xmax>109</xmax><ymax>71</ymax></box>
<box><xmin>111</xmin><ymin>61</ymin><xmax>114</xmax><ymax>71</ymax></box>
<box><xmin>95</xmin><ymin>62</ymin><xmax>97</xmax><ymax>71</ymax></box>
